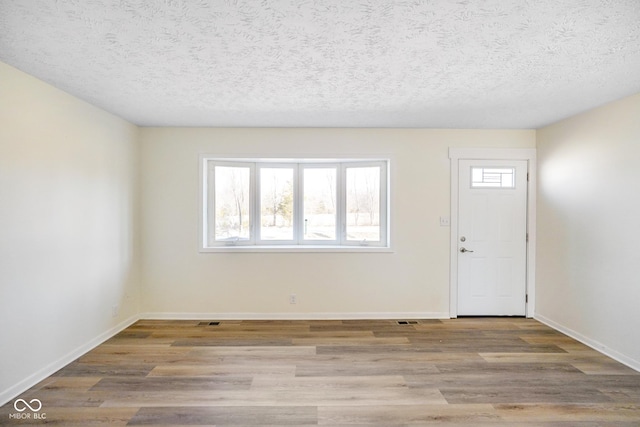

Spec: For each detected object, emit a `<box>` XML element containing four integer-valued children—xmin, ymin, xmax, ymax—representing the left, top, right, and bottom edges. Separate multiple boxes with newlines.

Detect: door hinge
<box><xmin>527</xmin><ymin>172</ymin><xmax>529</xmax><ymax>182</ymax></box>
<box><xmin>526</xmin><ymin>233</ymin><xmax>529</xmax><ymax>242</ymax></box>
<box><xmin>526</xmin><ymin>294</ymin><xmax>529</xmax><ymax>303</ymax></box>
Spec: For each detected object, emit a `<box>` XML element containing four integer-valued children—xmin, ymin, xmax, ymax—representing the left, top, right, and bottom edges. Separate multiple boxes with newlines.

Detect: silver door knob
<box><xmin>460</xmin><ymin>247</ymin><xmax>474</xmax><ymax>253</ymax></box>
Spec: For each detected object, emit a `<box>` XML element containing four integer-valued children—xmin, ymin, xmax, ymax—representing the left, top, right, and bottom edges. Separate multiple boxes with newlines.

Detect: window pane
<box><xmin>303</xmin><ymin>168</ymin><xmax>337</xmax><ymax>240</ymax></box>
<box><xmin>346</xmin><ymin>166</ymin><xmax>380</xmax><ymax>242</ymax></box>
<box><xmin>260</xmin><ymin>168</ymin><xmax>294</xmax><ymax>240</ymax></box>
<box><xmin>214</xmin><ymin>166</ymin><xmax>250</xmax><ymax>241</ymax></box>
<box><xmin>471</xmin><ymin>167</ymin><xmax>515</xmax><ymax>188</ymax></box>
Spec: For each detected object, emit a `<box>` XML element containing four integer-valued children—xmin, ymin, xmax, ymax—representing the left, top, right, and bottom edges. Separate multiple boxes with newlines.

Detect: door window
<box><xmin>471</xmin><ymin>167</ymin><xmax>515</xmax><ymax>188</ymax></box>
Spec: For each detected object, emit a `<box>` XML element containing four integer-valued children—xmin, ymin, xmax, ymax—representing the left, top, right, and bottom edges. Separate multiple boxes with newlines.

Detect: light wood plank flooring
<box><xmin>2</xmin><ymin>318</ymin><xmax>640</xmax><ymax>425</ymax></box>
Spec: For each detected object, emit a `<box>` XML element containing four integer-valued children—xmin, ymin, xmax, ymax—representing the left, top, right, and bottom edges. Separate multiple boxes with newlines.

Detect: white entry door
<box><xmin>457</xmin><ymin>159</ymin><xmax>528</xmax><ymax>316</ymax></box>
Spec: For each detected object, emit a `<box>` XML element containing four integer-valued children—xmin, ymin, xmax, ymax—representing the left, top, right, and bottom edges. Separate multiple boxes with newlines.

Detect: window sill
<box><xmin>199</xmin><ymin>245</ymin><xmax>393</xmax><ymax>253</ymax></box>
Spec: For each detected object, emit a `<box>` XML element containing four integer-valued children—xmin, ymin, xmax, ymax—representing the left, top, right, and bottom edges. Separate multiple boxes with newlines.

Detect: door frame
<box><xmin>449</xmin><ymin>148</ymin><xmax>537</xmax><ymax>318</ymax></box>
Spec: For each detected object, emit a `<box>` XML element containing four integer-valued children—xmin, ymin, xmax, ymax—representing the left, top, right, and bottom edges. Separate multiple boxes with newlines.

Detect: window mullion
<box><xmin>333</xmin><ymin>164</ymin><xmax>342</xmax><ymax>245</ymax></box>
<box><xmin>379</xmin><ymin>161</ymin><xmax>388</xmax><ymax>247</ymax></box>
<box><xmin>250</xmin><ymin>162</ymin><xmax>258</xmax><ymax>245</ymax></box>
<box><xmin>206</xmin><ymin>161</ymin><xmax>215</xmax><ymax>247</ymax></box>
<box><xmin>338</xmin><ymin>163</ymin><xmax>346</xmax><ymax>245</ymax></box>
<box><xmin>251</xmin><ymin>163</ymin><xmax>263</xmax><ymax>245</ymax></box>
<box><xmin>294</xmin><ymin>164</ymin><xmax>302</xmax><ymax>244</ymax></box>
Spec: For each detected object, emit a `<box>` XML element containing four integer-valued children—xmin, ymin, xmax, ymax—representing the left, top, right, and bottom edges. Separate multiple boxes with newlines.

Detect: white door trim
<box><xmin>449</xmin><ymin>148</ymin><xmax>536</xmax><ymax>318</ymax></box>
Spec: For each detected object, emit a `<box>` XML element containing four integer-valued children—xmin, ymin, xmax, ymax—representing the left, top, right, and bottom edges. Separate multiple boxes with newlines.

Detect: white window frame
<box><xmin>200</xmin><ymin>156</ymin><xmax>391</xmax><ymax>252</ymax></box>
<box><xmin>205</xmin><ymin>160</ymin><xmax>255</xmax><ymax>247</ymax></box>
<box><xmin>256</xmin><ymin>163</ymin><xmax>298</xmax><ymax>245</ymax></box>
<box><xmin>341</xmin><ymin>161</ymin><xmax>388</xmax><ymax>247</ymax></box>
<box><xmin>299</xmin><ymin>163</ymin><xmax>340</xmax><ymax>246</ymax></box>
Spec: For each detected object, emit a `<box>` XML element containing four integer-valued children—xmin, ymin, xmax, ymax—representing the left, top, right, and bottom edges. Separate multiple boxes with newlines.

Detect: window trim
<box><xmin>199</xmin><ymin>156</ymin><xmax>391</xmax><ymax>252</ymax></box>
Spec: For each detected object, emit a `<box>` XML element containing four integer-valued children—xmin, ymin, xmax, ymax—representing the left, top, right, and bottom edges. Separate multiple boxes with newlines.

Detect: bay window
<box><xmin>201</xmin><ymin>158</ymin><xmax>389</xmax><ymax>251</ymax></box>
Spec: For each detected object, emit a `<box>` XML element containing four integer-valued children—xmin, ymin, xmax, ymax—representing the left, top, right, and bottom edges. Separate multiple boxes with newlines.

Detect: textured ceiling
<box><xmin>1</xmin><ymin>0</ymin><xmax>639</xmax><ymax>128</ymax></box>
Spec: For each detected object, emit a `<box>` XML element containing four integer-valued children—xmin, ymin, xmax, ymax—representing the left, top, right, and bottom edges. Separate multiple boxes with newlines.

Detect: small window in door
<box><xmin>471</xmin><ymin>167</ymin><xmax>515</xmax><ymax>188</ymax></box>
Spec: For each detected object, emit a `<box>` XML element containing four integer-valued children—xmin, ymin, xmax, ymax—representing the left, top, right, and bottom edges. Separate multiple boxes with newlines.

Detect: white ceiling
<box><xmin>1</xmin><ymin>0</ymin><xmax>639</xmax><ymax>128</ymax></box>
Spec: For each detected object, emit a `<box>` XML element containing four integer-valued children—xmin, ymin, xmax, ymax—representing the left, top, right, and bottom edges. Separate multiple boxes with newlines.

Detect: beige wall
<box><xmin>536</xmin><ymin>92</ymin><xmax>640</xmax><ymax>370</ymax></box>
<box><xmin>0</xmin><ymin>62</ymin><xmax>140</xmax><ymax>403</ymax></box>
<box><xmin>139</xmin><ymin>127</ymin><xmax>535</xmax><ymax>318</ymax></box>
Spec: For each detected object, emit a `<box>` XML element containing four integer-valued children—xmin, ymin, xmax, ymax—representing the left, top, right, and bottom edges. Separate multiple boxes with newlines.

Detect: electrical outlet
<box><xmin>289</xmin><ymin>294</ymin><xmax>297</xmax><ymax>304</ymax></box>
<box><xmin>111</xmin><ymin>304</ymin><xmax>119</xmax><ymax>318</ymax></box>
<box><xmin>439</xmin><ymin>216</ymin><xmax>450</xmax><ymax>227</ymax></box>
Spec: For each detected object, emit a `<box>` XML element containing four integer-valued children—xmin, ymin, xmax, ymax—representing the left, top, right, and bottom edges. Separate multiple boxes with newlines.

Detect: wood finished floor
<box><xmin>2</xmin><ymin>318</ymin><xmax>640</xmax><ymax>426</ymax></box>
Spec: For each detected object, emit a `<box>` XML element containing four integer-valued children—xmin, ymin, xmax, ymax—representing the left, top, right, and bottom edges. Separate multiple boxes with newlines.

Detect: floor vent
<box><xmin>397</xmin><ymin>320</ymin><xmax>419</xmax><ymax>325</ymax></box>
<box><xmin>198</xmin><ymin>321</ymin><xmax>220</xmax><ymax>326</ymax></box>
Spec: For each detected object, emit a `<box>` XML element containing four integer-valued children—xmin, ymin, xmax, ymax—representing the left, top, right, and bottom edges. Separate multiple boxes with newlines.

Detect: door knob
<box><xmin>460</xmin><ymin>247</ymin><xmax>474</xmax><ymax>253</ymax></box>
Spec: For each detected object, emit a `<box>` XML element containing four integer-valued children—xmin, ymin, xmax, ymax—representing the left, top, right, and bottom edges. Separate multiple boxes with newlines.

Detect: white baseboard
<box><xmin>139</xmin><ymin>311</ymin><xmax>450</xmax><ymax>320</ymax></box>
<box><xmin>534</xmin><ymin>313</ymin><xmax>640</xmax><ymax>373</ymax></box>
<box><xmin>0</xmin><ymin>315</ymin><xmax>140</xmax><ymax>407</ymax></box>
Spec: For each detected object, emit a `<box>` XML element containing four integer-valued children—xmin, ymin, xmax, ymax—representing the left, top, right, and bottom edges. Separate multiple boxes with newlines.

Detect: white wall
<box><xmin>536</xmin><ymin>92</ymin><xmax>640</xmax><ymax>370</ymax></box>
<box><xmin>0</xmin><ymin>62</ymin><xmax>140</xmax><ymax>404</ymax></box>
<box><xmin>139</xmin><ymin>127</ymin><xmax>535</xmax><ymax>318</ymax></box>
